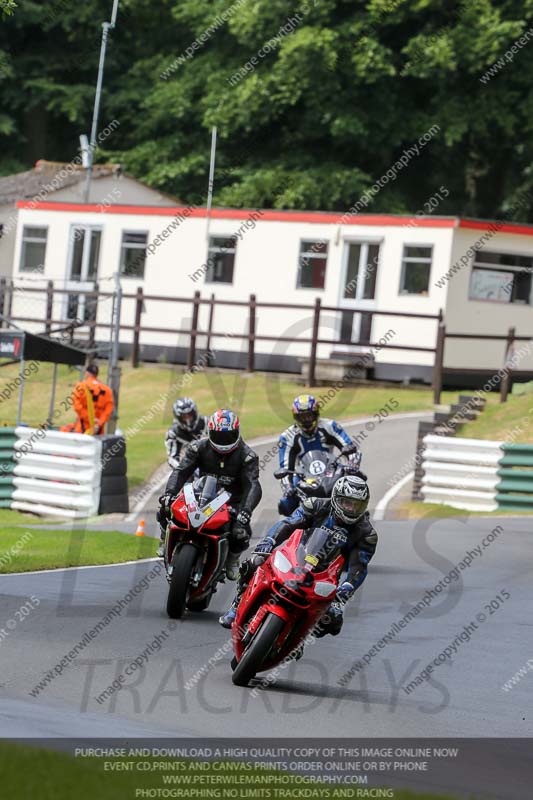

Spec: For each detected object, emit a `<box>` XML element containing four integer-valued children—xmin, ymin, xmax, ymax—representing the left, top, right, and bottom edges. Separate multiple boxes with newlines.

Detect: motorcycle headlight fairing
<box><xmin>314</xmin><ymin>581</ymin><xmax>337</xmax><ymax>598</ymax></box>
<box><xmin>273</xmin><ymin>550</ymin><xmax>292</xmax><ymax>574</ymax></box>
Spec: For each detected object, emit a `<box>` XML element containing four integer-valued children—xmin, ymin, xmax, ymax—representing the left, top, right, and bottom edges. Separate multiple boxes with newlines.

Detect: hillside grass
<box><xmin>460</xmin><ymin>391</ymin><xmax>533</xmax><ymax>443</ymax></box>
<box><xmin>1</xmin><ymin>361</ymin><xmax>454</xmax><ymax>488</ymax></box>
<box><xmin>397</xmin><ymin>501</ymin><xmax>533</xmax><ymax>519</ymax></box>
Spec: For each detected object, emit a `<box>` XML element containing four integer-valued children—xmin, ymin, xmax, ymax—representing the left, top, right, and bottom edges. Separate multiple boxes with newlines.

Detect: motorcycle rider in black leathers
<box><xmin>219</xmin><ymin>475</ymin><xmax>377</xmax><ymax>631</ymax></box>
<box><xmin>165</xmin><ymin>397</ymin><xmax>208</xmax><ymax>470</ymax></box>
<box><xmin>158</xmin><ymin>409</ymin><xmax>262</xmax><ymax>579</ymax></box>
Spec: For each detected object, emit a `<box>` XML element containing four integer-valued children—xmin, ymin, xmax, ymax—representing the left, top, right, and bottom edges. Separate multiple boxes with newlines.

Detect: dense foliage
<box><xmin>2</xmin><ymin>0</ymin><xmax>533</xmax><ymax>218</ymax></box>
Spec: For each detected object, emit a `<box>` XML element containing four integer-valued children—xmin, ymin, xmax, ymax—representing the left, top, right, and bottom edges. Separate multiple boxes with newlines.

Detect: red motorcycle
<box><xmin>231</xmin><ymin>526</ymin><xmax>347</xmax><ymax>686</ymax></box>
<box><xmin>164</xmin><ymin>475</ymin><xmax>232</xmax><ymax>619</ymax></box>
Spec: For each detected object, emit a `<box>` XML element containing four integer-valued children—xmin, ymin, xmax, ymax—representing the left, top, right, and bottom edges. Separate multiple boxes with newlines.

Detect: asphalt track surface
<box><xmin>1</xmin><ymin>411</ymin><xmax>532</xmax><ymax>794</ymax></box>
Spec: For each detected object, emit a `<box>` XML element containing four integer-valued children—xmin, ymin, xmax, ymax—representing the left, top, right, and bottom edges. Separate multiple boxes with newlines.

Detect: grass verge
<box><xmin>0</xmin><ymin>528</ymin><xmax>156</xmax><ymax>573</ymax></box>
<box><xmin>460</xmin><ymin>392</ymin><xmax>533</xmax><ymax>443</ymax></box>
<box><xmin>397</xmin><ymin>501</ymin><xmax>533</xmax><ymax>519</ymax></box>
<box><xmin>0</xmin><ymin>361</ymin><xmax>453</xmax><ymax>488</ymax></box>
<box><xmin>0</xmin><ymin>742</ymin><xmax>458</xmax><ymax>800</ymax></box>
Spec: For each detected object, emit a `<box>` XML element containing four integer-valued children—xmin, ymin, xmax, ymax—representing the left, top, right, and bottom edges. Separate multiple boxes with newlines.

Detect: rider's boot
<box><xmin>225</xmin><ymin>552</ymin><xmax>241</xmax><ymax>581</ymax></box>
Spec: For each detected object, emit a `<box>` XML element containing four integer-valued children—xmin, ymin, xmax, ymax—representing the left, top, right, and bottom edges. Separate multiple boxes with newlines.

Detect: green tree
<box><xmin>2</xmin><ymin>0</ymin><xmax>533</xmax><ymax>220</ymax></box>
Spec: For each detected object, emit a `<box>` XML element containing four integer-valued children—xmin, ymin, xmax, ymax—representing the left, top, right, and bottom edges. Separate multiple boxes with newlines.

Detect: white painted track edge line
<box><xmin>374</xmin><ymin>471</ymin><xmax>415</xmax><ymax>521</ymax></box>
<box><xmin>1</xmin><ymin>557</ymin><xmax>160</xmax><ymax>577</ymax></box>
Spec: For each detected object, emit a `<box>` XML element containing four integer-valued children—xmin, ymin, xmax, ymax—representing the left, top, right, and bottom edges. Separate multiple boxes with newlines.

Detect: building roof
<box><xmin>0</xmin><ymin>160</ymin><xmax>121</xmax><ymax>206</ymax></box>
<box><xmin>14</xmin><ymin>200</ymin><xmax>533</xmax><ymax>237</ymax></box>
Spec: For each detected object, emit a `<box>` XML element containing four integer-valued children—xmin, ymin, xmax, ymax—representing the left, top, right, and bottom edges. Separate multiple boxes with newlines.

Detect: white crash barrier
<box><xmin>420</xmin><ymin>435</ymin><xmax>500</xmax><ymax>512</ymax></box>
<box><xmin>12</xmin><ymin>428</ymin><xmax>102</xmax><ymax>518</ymax></box>
<box><xmin>423</xmin><ymin>434</ymin><xmax>503</xmax><ymax>467</ymax></box>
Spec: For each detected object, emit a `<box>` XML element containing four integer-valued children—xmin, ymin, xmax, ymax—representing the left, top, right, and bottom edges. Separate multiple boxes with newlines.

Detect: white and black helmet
<box><xmin>331</xmin><ymin>475</ymin><xmax>369</xmax><ymax>524</ymax></box>
<box><xmin>173</xmin><ymin>397</ymin><xmax>198</xmax><ymax>431</ymax></box>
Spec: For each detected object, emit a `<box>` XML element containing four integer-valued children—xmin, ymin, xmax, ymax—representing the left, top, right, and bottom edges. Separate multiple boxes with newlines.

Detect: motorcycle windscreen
<box><xmin>295</xmin><ymin>526</ymin><xmax>348</xmax><ymax>571</ymax></box>
<box><xmin>297</xmin><ymin>450</ymin><xmax>332</xmax><ymax>478</ymax></box>
<box><xmin>192</xmin><ymin>474</ymin><xmax>218</xmax><ymax>507</ymax></box>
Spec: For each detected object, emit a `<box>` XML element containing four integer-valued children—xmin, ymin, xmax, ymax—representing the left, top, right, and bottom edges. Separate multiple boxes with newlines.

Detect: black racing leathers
<box><xmin>165</xmin><ymin>415</ymin><xmax>208</xmax><ymax>469</ymax></box>
<box><xmin>164</xmin><ymin>437</ymin><xmax>262</xmax><ymax>554</ymax></box>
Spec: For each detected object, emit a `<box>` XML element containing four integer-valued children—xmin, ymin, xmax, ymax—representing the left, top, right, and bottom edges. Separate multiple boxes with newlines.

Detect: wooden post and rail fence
<box><xmin>0</xmin><ymin>278</ymin><xmax>530</xmax><ymax>403</ymax></box>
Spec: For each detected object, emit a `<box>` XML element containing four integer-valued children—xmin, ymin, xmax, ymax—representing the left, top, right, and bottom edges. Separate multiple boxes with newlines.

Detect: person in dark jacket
<box><xmin>219</xmin><ymin>475</ymin><xmax>377</xmax><ymax>630</ymax></box>
<box><xmin>158</xmin><ymin>409</ymin><xmax>262</xmax><ymax>578</ymax></box>
<box><xmin>165</xmin><ymin>397</ymin><xmax>208</xmax><ymax>469</ymax></box>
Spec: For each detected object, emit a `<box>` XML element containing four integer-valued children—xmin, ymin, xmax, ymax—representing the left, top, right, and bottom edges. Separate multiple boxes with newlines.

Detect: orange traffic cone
<box><xmin>135</xmin><ymin>519</ymin><xmax>145</xmax><ymax>537</ymax></box>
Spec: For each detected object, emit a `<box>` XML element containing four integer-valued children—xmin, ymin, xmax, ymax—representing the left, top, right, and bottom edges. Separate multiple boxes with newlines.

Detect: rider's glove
<box><xmin>341</xmin><ymin>445</ymin><xmax>359</xmax><ymax>457</ymax></box>
<box><xmin>159</xmin><ymin>492</ymin><xmax>174</xmax><ymax>513</ymax></box>
<box><xmin>254</xmin><ymin>536</ymin><xmax>276</xmax><ymax>555</ymax></box>
<box><xmin>329</xmin><ymin>600</ymin><xmax>344</xmax><ymax>618</ymax></box>
<box><xmin>236</xmin><ymin>509</ymin><xmax>251</xmax><ymax>527</ymax></box>
<box><xmin>232</xmin><ymin>524</ymin><xmax>250</xmax><ymax>543</ymax></box>
<box><xmin>336</xmin><ymin>581</ymin><xmax>356</xmax><ymax>604</ymax></box>
<box><xmin>280</xmin><ymin>475</ymin><xmax>290</xmax><ymax>490</ymax></box>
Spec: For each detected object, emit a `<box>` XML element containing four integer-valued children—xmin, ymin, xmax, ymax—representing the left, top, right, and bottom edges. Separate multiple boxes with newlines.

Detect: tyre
<box><xmin>232</xmin><ymin>613</ymin><xmax>285</xmax><ymax>687</ymax></box>
<box><xmin>187</xmin><ymin>592</ymin><xmax>213</xmax><ymax>612</ymax></box>
<box><xmin>100</xmin><ymin>475</ymin><xmax>129</xmax><ymax>495</ymax></box>
<box><xmin>101</xmin><ymin>456</ymin><xmax>127</xmax><ymax>477</ymax></box>
<box><xmin>100</xmin><ymin>436</ymin><xmax>126</xmax><ymax>458</ymax></box>
<box><xmin>98</xmin><ymin>493</ymin><xmax>129</xmax><ymax>514</ymax></box>
<box><xmin>166</xmin><ymin>544</ymin><xmax>198</xmax><ymax>619</ymax></box>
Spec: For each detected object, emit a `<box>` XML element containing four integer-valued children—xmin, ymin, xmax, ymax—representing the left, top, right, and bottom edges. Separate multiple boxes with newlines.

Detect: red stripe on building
<box><xmin>458</xmin><ymin>218</ymin><xmax>533</xmax><ymax>237</ymax></box>
<box><xmin>15</xmin><ymin>201</ymin><xmax>458</xmax><ymax>228</ymax></box>
<box><xmin>16</xmin><ymin>202</ymin><xmax>533</xmax><ymax>235</ymax></box>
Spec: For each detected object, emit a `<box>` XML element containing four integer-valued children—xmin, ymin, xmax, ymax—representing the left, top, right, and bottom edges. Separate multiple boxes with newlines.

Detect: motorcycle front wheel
<box><xmin>232</xmin><ymin>612</ymin><xmax>285</xmax><ymax>687</ymax></box>
<box><xmin>166</xmin><ymin>543</ymin><xmax>198</xmax><ymax>619</ymax></box>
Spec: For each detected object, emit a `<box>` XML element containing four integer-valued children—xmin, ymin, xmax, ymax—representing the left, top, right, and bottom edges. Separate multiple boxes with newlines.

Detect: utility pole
<box><xmin>107</xmin><ymin>270</ymin><xmax>122</xmax><ymax>434</ymax></box>
<box><xmin>205</xmin><ymin>126</ymin><xmax>217</xmax><ymax>249</ymax></box>
<box><xmin>83</xmin><ymin>0</ymin><xmax>120</xmax><ymax>203</ymax></box>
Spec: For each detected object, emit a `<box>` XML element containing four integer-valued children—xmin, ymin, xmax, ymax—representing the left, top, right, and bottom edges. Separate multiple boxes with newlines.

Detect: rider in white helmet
<box><xmin>220</xmin><ymin>474</ymin><xmax>377</xmax><ymax>630</ymax></box>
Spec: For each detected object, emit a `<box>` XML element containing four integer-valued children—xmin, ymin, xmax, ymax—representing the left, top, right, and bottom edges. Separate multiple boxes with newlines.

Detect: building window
<box><xmin>343</xmin><ymin>242</ymin><xmax>380</xmax><ymax>300</ymax></box>
<box><xmin>120</xmin><ymin>232</ymin><xmax>148</xmax><ymax>278</ymax></box>
<box><xmin>470</xmin><ymin>251</ymin><xmax>533</xmax><ymax>304</ymax></box>
<box><xmin>297</xmin><ymin>240</ymin><xmax>328</xmax><ymax>289</ymax></box>
<box><xmin>20</xmin><ymin>226</ymin><xmax>47</xmax><ymax>272</ymax></box>
<box><xmin>205</xmin><ymin>236</ymin><xmax>237</xmax><ymax>283</ymax></box>
<box><xmin>400</xmin><ymin>245</ymin><xmax>433</xmax><ymax>295</ymax></box>
<box><xmin>69</xmin><ymin>227</ymin><xmax>101</xmax><ymax>282</ymax></box>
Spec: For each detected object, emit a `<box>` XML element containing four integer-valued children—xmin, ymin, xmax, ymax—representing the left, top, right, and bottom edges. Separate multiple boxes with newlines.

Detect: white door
<box><xmin>64</xmin><ymin>226</ymin><xmax>102</xmax><ymax>325</ymax></box>
<box><xmin>338</xmin><ymin>241</ymin><xmax>381</xmax><ymax>346</ymax></box>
